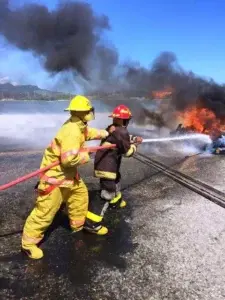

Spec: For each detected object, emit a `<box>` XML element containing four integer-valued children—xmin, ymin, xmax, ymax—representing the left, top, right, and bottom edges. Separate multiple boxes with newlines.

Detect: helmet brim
<box><xmin>64</xmin><ymin>108</ymin><xmax>93</xmax><ymax>112</ymax></box>
<box><xmin>108</xmin><ymin>114</ymin><xmax>132</xmax><ymax>119</ymax></box>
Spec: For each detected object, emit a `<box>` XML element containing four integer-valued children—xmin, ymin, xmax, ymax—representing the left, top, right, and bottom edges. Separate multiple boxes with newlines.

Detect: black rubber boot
<box><xmin>83</xmin><ymin>220</ymin><xmax>108</xmax><ymax>235</ymax></box>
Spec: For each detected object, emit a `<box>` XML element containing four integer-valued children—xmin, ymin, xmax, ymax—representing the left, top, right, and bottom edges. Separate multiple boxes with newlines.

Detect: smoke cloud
<box><xmin>122</xmin><ymin>51</ymin><xmax>225</xmax><ymax>124</ymax></box>
<box><xmin>0</xmin><ymin>0</ymin><xmax>118</xmax><ymax>81</ymax></box>
<box><xmin>0</xmin><ymin>1</ymin><xmax>225</xmax><ymax>124</ymax></box>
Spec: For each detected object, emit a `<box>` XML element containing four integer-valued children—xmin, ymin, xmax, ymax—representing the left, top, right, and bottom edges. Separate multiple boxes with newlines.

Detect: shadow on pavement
<box><xmin>0</xmin><ymin>190</ymin><xmax>137</xmax><ymax>299</ymax></box>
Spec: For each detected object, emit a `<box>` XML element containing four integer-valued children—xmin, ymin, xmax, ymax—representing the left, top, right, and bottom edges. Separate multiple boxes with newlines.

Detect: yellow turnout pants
<box><xmin>22</xmin><ymin>179</ymin><xmax>88</xmax><ymax>248</ymax></box>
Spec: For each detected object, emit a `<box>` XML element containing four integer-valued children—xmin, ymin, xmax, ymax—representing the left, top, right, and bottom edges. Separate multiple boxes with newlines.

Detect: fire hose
<box><xmin>0</xmin><ymin>144</ymin><xmax>116</xmax><ymax>191</ymax></box>
<box><xmin>0</xmin><ymin>133</ymin><xmax>210</xmax><ymax>192</ymax></box>
<box><xmin>0</xmin><ymin>149</ymin><xmax>203</xmax><ymax>238</ymax></box>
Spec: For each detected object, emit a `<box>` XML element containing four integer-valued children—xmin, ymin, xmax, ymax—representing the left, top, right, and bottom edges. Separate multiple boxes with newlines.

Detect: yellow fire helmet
<box><xmin>64</xmin><ymin>95</ymin><xmax>93</xmax><ymax>112</ymax></box>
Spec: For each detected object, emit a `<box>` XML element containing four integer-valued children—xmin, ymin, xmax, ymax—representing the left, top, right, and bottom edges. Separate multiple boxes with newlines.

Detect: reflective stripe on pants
<box><xmin>22</xmin><ymin>179</ymin><xmax>88</xmax><ymax>247</ymax></box>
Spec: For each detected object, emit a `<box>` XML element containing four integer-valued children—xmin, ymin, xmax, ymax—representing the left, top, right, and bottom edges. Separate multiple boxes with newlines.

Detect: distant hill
<box><xmin>0</xmin><ymin>82</ymin><xmax>151</xmax><ymax>101</ymax></box>
<box><xmin>0</xmin><ymin>83</ymin><xmax>71</xmax><ymax>100</ymax></box>
<box><xmin>0</xmin><ymin>82</ymin><xmax>42</xmax><ymax>93</ymax></box>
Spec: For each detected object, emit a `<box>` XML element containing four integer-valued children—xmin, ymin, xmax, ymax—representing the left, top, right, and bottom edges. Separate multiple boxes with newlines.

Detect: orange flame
<box><xmin>177</xmin><ymin>106</ymin><xmax>224</xmax><ymax>135</ymax></box>
<box><xmin>152</xmin><ymin>87</ymin><xmax>173</xmax><ymax>99</ymax></box>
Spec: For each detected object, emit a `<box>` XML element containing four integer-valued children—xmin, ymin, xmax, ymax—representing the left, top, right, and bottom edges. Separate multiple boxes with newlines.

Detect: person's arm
<box><xmin>124</xmin><ymin>143</ymin><xmax>137</xmax><ymax>157</ymax></box>
<box><xmin>129</xmin><ymin>135</ymin><xmax>143</xmax><ymax>145</ymax></box>
<box><xmin>110</xmin><ymin>129</ymin><xmax>137</xmax><ymax>157</ymax></box>
<box><xmin>85</xmin><ymin>127</ymin><xmax>108</xmax><ymax>140</ymax></box>
<box><xmin>60</xmin><ymin>130</ymin><xmax>90</xmax><ymax>168</ymax></box>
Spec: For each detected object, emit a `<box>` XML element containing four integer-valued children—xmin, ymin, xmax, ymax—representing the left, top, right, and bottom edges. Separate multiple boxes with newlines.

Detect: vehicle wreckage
<box><xmin>170</xmin><ymin>124</ymin><xmax>225</xmax><ymax>154</ymax></box>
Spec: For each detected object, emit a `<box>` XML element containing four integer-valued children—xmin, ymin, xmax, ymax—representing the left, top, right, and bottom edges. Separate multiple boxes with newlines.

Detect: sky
<box><xmin>1</xmin><ymin>0</ymin><xmax>225</xmax><ymax>89</ymax></box>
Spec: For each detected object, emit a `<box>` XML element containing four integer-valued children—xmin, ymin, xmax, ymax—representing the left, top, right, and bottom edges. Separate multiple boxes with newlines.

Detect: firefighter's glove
<box><xmin>102</xmin><ymin>130</ymin><xmax>109</xmax><ymax>138</ymax></box>
<box><xmin>79</xmin><ymin>151</ymin><xmax>90</xmax><ymax>165</ymax></box>
<box><xmin>107</xmin><ymin>125</ymin><xmax>116</xmax><ymax>134</ymax></box>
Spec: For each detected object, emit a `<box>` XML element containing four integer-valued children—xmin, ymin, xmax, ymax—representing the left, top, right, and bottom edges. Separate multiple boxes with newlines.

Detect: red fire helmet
<box><xmin>109</xmin><ymin>105</ymin><xmax>132</xmax><ymax>120</ymax></box>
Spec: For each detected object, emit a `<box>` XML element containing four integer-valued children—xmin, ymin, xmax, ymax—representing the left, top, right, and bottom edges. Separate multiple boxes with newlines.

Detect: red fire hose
<box><xmin>0</xmin><ymin>144</ymin><xmax>116</xmax><ymax>191</ymax></box>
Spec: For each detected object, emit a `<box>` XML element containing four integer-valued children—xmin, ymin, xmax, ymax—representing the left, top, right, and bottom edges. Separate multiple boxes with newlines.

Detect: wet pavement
<box><xmin>1</xmin><ymin>147</ymin><xmax>225</xmax><ymax>299</ymax></box>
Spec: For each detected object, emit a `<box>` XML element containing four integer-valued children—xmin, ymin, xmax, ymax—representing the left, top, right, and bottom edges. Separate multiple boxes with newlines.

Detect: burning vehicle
<box><xmin>206</xmin><ymin>129</ymin><xmax>225</xmax><ymax>154</ymax></box>
<box><xmin>170</xmin><ymin>106</ymin><xmax>225</xmax><ymax>154</ymax></box>
<box><xmin>170</xmin><ymin>123</ymin><xmax>197</xmax><ymax>136</ymax></box>
<box><xmin>170</xmin><ymin>124</ymin><xmax>225</xmax><ymax>154</ymax></box>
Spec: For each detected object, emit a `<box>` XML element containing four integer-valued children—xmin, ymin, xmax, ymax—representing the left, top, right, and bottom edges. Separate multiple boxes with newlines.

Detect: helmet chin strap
<box><xmin>77</xmin><ymin>116</ymin><xmax>87</xmax><ymax>125</ymax></box>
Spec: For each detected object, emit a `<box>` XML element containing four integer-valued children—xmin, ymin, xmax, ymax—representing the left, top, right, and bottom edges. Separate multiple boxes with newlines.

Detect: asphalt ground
<box><xmin>0</xmin><ymin>144</ymin><xmax>225</xmax><ymax>300</ymax></box>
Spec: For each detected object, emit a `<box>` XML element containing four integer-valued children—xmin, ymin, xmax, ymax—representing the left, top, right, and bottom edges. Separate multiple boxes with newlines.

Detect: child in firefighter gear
<box><xmin>84</xmin><ymin>104</ymin><xmax>143</xmax><ymax>235</ymax></box>
<box><xmin>21</xmin><ymin>95</ymin><xmax>109</xmax><ymax>259</ymax></box>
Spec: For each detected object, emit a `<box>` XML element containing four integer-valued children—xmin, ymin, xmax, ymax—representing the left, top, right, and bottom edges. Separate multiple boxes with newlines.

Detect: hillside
<box><xmin>0</xmin><ymin>83</ymin><xmax>70</xmax><ymax>100</ymax></box>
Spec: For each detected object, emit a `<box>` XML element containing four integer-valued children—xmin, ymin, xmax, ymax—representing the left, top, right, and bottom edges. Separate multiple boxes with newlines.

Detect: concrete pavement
<box><xmin>0</xmin><ymin>148</ymin><xmax>225</xmax><ymax>299</ymax></box>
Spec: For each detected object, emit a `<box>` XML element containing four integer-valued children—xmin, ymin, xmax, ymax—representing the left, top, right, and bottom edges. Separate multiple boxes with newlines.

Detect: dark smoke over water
<box><xmin>0</xmin><ymin>0</ymin><xmax>225</xmax><ymax>122</ymax></box>
<box><xmin>0</xmin><ymin>0</ymin><xmax>118</xmax><ymax>80</ymax></box>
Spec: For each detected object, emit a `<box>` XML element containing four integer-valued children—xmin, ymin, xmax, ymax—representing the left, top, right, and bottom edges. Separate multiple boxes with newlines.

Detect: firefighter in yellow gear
<box><xmin>21</xmin><ymin>95</ymin><xmax>109</xmax><ymax>259</ymax></box>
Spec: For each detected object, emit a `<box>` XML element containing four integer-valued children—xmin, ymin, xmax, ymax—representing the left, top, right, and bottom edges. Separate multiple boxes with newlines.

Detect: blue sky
<box><xmin>1</xmin><ymin>0</ymin><xmax>225</xmax><ymax>89</ymax></box>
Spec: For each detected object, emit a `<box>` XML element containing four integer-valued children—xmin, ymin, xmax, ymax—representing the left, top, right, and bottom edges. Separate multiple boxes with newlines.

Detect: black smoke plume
<box><xmin>0</xmin><ymin>0</ymin><xmax>118</xmax><ymax>80</ymax></box>
<box><xmin>123</xmin><ymin>51</ymin><xmax>225</xmax><ymax>121</ymax></box>
<box><xmin>0</xmin><ymin>1</ymin><xmax>225</xmax><ymax>123</ymax></box>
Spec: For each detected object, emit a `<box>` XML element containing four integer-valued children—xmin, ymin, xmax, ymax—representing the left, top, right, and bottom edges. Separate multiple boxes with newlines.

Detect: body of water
<box><xmin>0</xmin><ymin>100</ymin><xmax>114</xmax><ymax>151</ymax></box>
<box><xmin>0</xmin><ymin>100</ymin><xmax>206</xmax><ymax>155</ymax></box>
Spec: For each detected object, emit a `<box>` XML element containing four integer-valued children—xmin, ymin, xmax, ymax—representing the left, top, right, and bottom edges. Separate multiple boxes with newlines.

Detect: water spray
<box><xmin>0</xmin><ymin>133</ymin><xmax>213</xmax><ymax>191</ymax></box>
<box><xmin>141</xmin><ymin>133</ymin><xmax>212</xmax><ymax>144</ymax></box>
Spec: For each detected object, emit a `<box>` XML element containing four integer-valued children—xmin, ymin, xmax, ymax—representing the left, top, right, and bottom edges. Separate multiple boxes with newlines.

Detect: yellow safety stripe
<box><xmin>86</xmin><ymin>211</ymin><xmax>103</xmax><ymax>223</ymax></box>
<box><xmin>124</xmin><ymin>144</ymin><xmax>136</xmax><ymax>157</ymax></box>
<box><xmin>94</xmin><ymin>170</ymin><xmax>117</xmax><ymax>179</ymax></box>
<box><xmin>110</xmin><ymin>192</ymin><xmax>122</xmax><ymax>204</ymax></box>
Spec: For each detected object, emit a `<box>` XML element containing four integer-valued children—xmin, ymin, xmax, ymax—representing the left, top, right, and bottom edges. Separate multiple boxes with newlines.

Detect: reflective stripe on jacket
<box><xmin>94</xmin><ymin>124</ymin><xmax>137</xmax><ymax>179</ymax></box>
<box><xmin>39</xmin><ymin>116</ymin><xmax>107</xmax><ymax>187</ymax></box>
